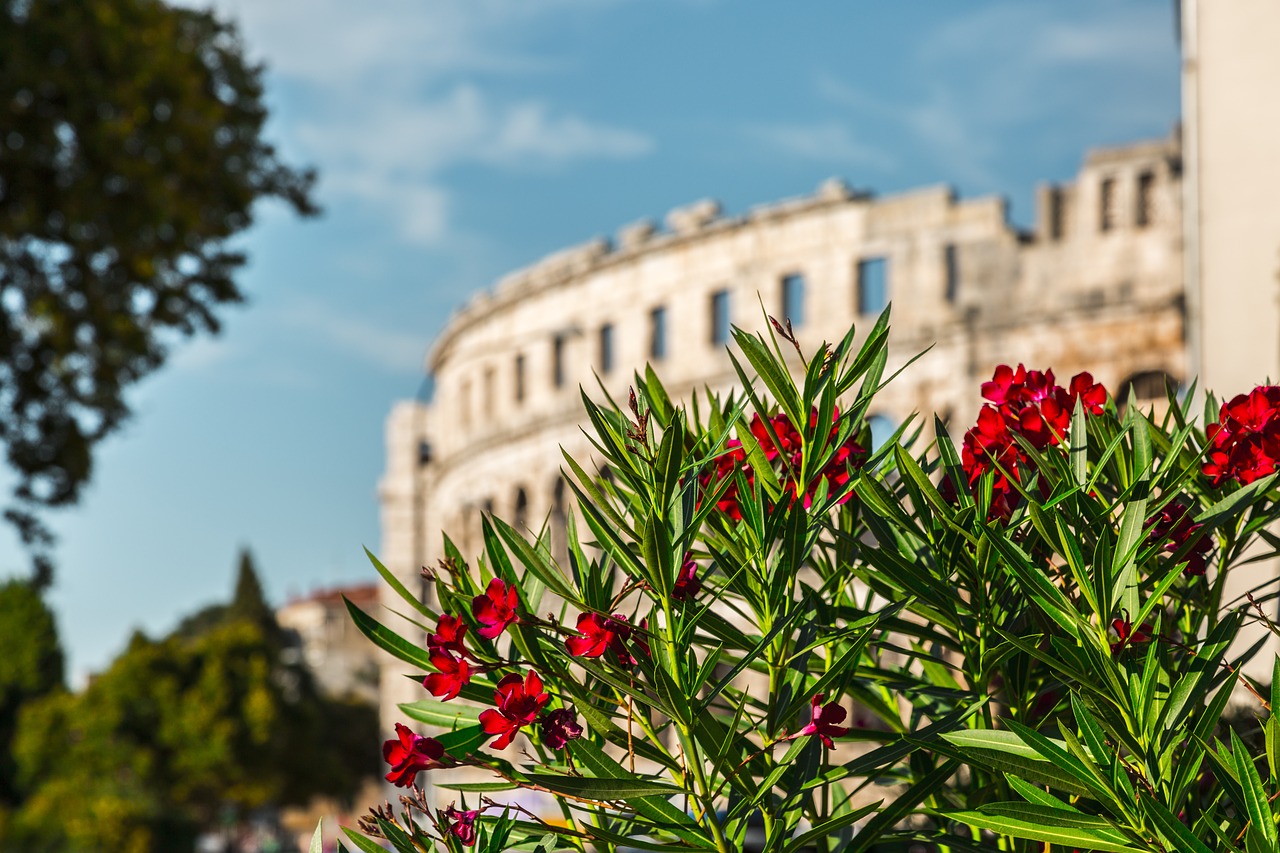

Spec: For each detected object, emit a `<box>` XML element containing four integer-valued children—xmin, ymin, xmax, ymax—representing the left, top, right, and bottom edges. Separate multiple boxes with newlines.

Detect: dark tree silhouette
<box><xmin>0</xmin><ymin>0</ymin><xmax>318</xmax><ymax>582</ymax></box>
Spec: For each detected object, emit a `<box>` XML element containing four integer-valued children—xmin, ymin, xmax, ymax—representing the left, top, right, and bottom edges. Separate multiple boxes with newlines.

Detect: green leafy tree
<box><xmin>5</xmin><ymin>559</ymin><xmax>377</xmax><ymax>853</ymax></box>
<box><xmin>0</xmin><ymin>580</ymin><xmax>62</xmax><ymax>810</ymax></box>
<box><xmin>0</xmin><ymin>0</ymin><xmax>318</xmax><ymax>580</ymax></box>
<box><xmin>173</xmin><ymin>548</ymin><xmax>275</xmax><ymax>641</ymax></box>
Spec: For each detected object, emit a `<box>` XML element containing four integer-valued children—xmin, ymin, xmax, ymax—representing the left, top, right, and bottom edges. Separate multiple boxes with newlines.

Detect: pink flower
<box><xmin>479</xmin><ymin>670</ymin><xmax>550</xmax><ymax>750</ymax></box>
<box><xmin>797</xmin><ymin>694</ymin><xmax>848</xmax><ymax>749</ymax></box>
<box><xmin>471</xmin><ymin>578</ymin><xmax>518</xmax><ymax>639</ymax></box>
<box><xmin>423</xmin><ymin>650</ymin><xmax>471</xmax><ymax>701</ymax></box>
<box><xmin>540</xmin><ymin>708</ymin><xmax>584</xmax><ymax>749</ymax></box>
<box><xmin>440</xmin><ymin>805</ymin><xmax>480</xmax><ymax>847</ymax></box>
<box><xmin>382</xmin><ymin>723</ymin><xmax>445</xmax><ymax>787</ymax></box>
<box><xmin>672</xmin><ymin>552</ymin><xmax>701</xmax><ymax>601</ymax></box>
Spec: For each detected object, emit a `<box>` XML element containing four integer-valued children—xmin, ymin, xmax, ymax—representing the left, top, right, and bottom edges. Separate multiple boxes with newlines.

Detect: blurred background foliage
<box><xmin>0</xmin><ymin>552</ymin><xmax>378</xmax><ymax>853</ymax></box>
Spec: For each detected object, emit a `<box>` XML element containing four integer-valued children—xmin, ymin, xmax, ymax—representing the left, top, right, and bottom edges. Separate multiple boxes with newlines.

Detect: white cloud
<box><xmin>179</xmin><ymin>0</ymin><xmax>651</xmax><ymax>245</ymax></box>
<box><xmin>294</xmin><ymin>84</ymin><xmax>652</xmax><ymax>243</ymax></box>
<box><xmin>747</xmin><ymin>121</ymin><xmax>895</xmax><ymax>171</ymax></box>
<box><xmin>278</xmin><ymin>299</ymin><xmax>428</xmax><ymax>373</ymax></box>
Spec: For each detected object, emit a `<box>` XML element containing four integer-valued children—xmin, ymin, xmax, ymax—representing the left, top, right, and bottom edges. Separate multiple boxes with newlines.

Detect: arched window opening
<box><xmin>551</xmin><ymin>478</ymin><xmax>568</xmax><ymax>562</ymax></box>
<box><xmin>514</xmin><ymin>487</ymin><xmax>528</xmax><ymax>530</ymax></box>
<box><xmin>1121</xmin><ymin>370</ymin><xmax>1180</xmax><ymax>403</ymax></box>
<box><xmin>866</xmin><ymin>413</ymin><xmax>897</xmax><ymax>452</ymax></box>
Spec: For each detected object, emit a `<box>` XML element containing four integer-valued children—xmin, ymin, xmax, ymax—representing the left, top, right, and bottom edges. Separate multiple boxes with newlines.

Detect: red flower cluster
<box><xmin>479</xmin><ymin>670</ymin><xmax>551</xmax><ymax>749</ymax></box>
<box><xmin>1145</xmin><ymin>501</ymin><xmax>1211</xmax><ymax>577</ymax></box>
<box><xmin>1203</xmin><ymin>386</ymin><xmax>1280</xmax><ymax>486</ymax></box>
<box><xmin>439</xmin><ymin>805</ymin><xmax>480</xmax><ymax>847</ymax></box>
<box><xmin>961</xmin><ymin>365</ymin><xmax>1106</xmax><ymax>518</ymax></box>
<box><xmin>382</xmin><ymin>723</ymin><xmax>445</xmax><ymax>787</ymax></box>
<box><xmin>565</xmin><ymin>612</ymin><xmax>646</xmax><ymax>665</ymax></box>
<box><xmin>472</xmin><ymin>578</ymin><xmax>519</xmax><ymax>639</ymax></box>
<box><xmin>424</xmin><ymin>614</ymin><xmax>473</xmax><ymax>700</ymax></box>
<box><xmin>796</xmin><ymin>694</ymin><xmax>849</xmax><ymax>749</ymax></box>
<box><xmin>700</xmin><ymin>409</ymin><xmax>868</xmax><ymax>519</ymax></box>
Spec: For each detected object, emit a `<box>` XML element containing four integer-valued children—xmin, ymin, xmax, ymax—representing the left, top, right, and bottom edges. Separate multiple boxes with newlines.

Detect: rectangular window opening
<box><xmin>856</xmin><ymin>258</ymin><xmax>889</xmax><ymax>315</ymax></box>
<box><xmin>513</xmin><ymin>354</ymin><xmax>525</xmax><ymax>404</ymax></box>
<box><xmin>552</xmin><ymin>335</ymin><xmax>566</xmax><ymax>389</ymax></box>
<box><xmin>710</xmin><ymin>289</ymin><xmax>731</xmax><ymax>346</ymax></box>
<box><xmin>649</xmin><ymin>306</ymin><xmax>667</xmax><ymax>360</ymax></box>
<box><xmin>599</xmin><ymin>323</ymin><xmax>614</xmax><ymax>373</ymax></box>
<box><xmin>1048</xmin><ymin>186</ymin><xmax>1065</xmax><ymax>241</ymax></box>
<box><xmin>1135</xmin><ymin>171</ymin><xmax>1155</xmax><ymax>227</ymax></box>
<box><xmin>482</xmin><ymin>367</ymin><xmax>495</xmax><ymax>418</ymax></box>
<box><xmin>1100</xmin><ymin>177</ymin><xmax>1116</xmax><ymax>232</ymax></box>
<box><xmin>944</xmin><ymin>245</ymin><xmax>959</xmax><ymax>304</ymax></box>
<box><xmin>781</xmin><ymin>274</ymin><xmax>805</xmax><ymax>327</ymax></box>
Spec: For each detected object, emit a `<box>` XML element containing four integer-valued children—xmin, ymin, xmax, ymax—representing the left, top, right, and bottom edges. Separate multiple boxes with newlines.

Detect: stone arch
<box><xmin>1119</xmin><ymin>369</ymin><xmax>1180</xmax><ymax>403</ymax></box>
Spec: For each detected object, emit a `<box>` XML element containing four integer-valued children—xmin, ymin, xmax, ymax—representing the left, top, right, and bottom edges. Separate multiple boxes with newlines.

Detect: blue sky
<box><xmin>0</xmin><ymin>0</ymin><xmax>1182</xmax><ymax>681</ymax></box>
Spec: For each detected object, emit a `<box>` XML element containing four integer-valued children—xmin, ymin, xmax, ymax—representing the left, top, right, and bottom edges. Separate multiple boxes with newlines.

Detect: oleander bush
<box><xmin>342</xmin><ymin>310</ymin><xmax>1280</xmax><ymax>853</ymax></box>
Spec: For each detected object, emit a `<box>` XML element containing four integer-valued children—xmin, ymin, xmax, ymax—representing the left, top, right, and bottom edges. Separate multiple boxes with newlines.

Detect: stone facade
<box><xmin>377</xmin><ymin>134</ymin><xmax>1189</xmax><ymax>742</ymax></box>
<box><xmin>1181</xmin><ymin>0</ymin><xmax>1280</xmax><ymax>680</ymax></box>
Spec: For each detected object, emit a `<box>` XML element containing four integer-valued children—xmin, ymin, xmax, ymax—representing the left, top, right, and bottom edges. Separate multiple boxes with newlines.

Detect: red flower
<box><xmin>540</xmin><ymin>708</ymin><xmax>584</xmax><ymax>749</ymax></box>
<box><xmin>797</xmin><ymin>694</ymin><xmax>848</xmax><ymax>749</ymax></box>
<box><xmin>1110</xmin><ymin>617</ymin><xmax>1152</xmax><ymax>655</ymax></box>
<box><xmin>479</xmin><ymin>670</ymin><xmax>550</xmax><ymax>749</ymax></box>
<box><xmin>382</xmin><ymin>723</ymin><xmax>445</xmax><ymax>787</ymax></box>
<box><xmin>1203</xmin><ymin>386</ymin><xmax>1280</xmax><ymax>486</ymax></box>
<box><xmin>440</xmin><ymin>806</ymin><xmax>480</xmax><ymax>847</ymax></box>
<box><xmin>698</xmin><ymin>440</ymin><xmax>750</xmax><ymax>520</ymax></box>
<box><xmin>672</xmin><ymin>552</ymin><xmax>701</xmax><ymax>601</ymax></box>
<box><xmin>427</xmin><ymin>614</ymin><xmax>469</xmax><ymax>657</ymax></box>
<box><xmin>750</xmin><ymin>412</ymin><xmax>802</xmax><ymax>464</ymax></box>
<box><xmin>565</xmin><ymin>612</ymin><xmax>639</xmax><ymax>665</ymax></box>
<box><xmin>423</xmin><ymin>650</ymin><xmax>471</xmax><ymax>701</ymax></box>
<box><xmin>1145</xmin><ymin>501</ymin><xmax>1212</xmax><ymax>577</ymax></box>
<box><xmin>472</xmin><ymin>578</ymin><xmax>518</xmax><ymax>639</ymax></box>
<box><xmin>1066</xmin><ymin>372</ymin><xmax>1107</xmax><ymax>415</ymax></box>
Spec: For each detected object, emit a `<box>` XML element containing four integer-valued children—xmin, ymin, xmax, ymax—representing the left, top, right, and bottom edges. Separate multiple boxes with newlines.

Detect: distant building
<box><xmin>276</xmin><ymin>583</ymin><xmax>381</xmax><ymax>705</ymax></box>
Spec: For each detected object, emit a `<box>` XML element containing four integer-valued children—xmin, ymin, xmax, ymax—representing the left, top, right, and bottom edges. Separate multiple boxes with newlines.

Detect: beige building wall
<box><xmin>1185</xmin><ymin>0</ymin><xmax>1280</xmax><ymax>395</ymax></box>
<box><xmin>1183</xmin><ymin>0</ymin><xmax>1280</xmax><ymax>681</ymax></box>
